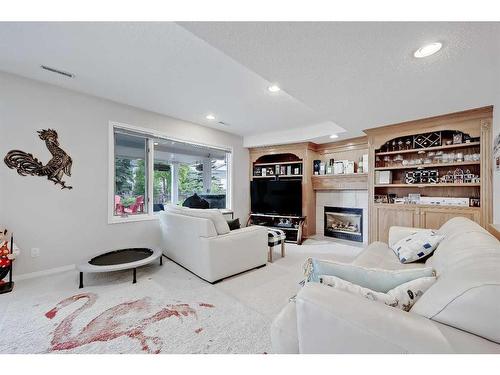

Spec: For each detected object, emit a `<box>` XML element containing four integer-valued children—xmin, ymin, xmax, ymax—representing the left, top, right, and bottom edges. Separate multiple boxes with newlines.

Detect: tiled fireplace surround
<box><xmin>315</xmin><ymin>189</ymin><xmax>369</xmax><ymax>243</ymax></box>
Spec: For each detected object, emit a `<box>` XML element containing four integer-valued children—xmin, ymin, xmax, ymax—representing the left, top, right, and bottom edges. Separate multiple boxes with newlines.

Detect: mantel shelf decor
<box><xmin>4</xmin><ymin>129</ymin><xmax>73</xmax><ymax>190</ymax></box>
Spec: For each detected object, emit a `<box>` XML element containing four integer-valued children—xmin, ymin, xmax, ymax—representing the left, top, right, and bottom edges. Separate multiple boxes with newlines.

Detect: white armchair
<box><xmin>159</xmin><ymin>211</ymin><xmax>268</xmax><ymax>283</ymax></box>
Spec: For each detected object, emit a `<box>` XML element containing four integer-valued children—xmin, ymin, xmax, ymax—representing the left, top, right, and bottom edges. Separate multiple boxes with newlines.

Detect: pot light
<box><xmin>206</xmin><ymin>114</ymin><xmax>216</xmax><ymax>120</ymax></box>
<box><xmin>414</xmin><ymin>42</ymin><xmax>442</xmax><ymax>58</ymax></box>
<box><xmin>329</xmin><ymin>134</ymin><xmax>339</xmax><ymax>139</ymax></box>
<box><xmin>268</xmin><ymin>85</ymin><xmax>281</xmax><ymax>93</ymax></box>
<box><xmin>153</xmin><ymin>142</ymin><xmax>159</xmax><ymax>146</ymax></box>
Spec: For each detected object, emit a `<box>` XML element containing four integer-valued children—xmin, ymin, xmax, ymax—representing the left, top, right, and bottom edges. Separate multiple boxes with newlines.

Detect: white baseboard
<box><xmin>16</xmin><ymin>264</ymin><xmax>76</xmax><ymax>281</ymax></box>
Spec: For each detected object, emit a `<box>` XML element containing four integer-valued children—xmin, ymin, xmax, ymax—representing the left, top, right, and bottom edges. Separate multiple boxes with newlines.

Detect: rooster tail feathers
<box><xmin>64</xmin><ymin>159</ymin><xmax>72</xmax><ymax>177</ymax></box>
<box><xmin>4</xmin><ymin>150</ymin><xmax>44</xmax><ymax>176</ymax></box>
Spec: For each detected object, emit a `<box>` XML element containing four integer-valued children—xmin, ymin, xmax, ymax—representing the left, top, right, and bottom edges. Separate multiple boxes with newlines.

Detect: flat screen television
<box><xmin>251</xmin><ymin>179</ymin><xmax>302</xmax><ymax>216</ymax></box>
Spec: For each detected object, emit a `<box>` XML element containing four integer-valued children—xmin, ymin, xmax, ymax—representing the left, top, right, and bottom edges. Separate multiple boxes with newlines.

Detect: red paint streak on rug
<box><xmin>194</xmin><ymin>328</ymin><xmax>204</xmax><ymax>334</ymax></box>
<box><xmin>45</xmin><ymin>293</ymin><xmax>199</xmax><ymax>353</ymax></box>
<box><xmin>199</xmin><ymin>303</ymin><xmax>215</xmax><ymax>308</ymax></box>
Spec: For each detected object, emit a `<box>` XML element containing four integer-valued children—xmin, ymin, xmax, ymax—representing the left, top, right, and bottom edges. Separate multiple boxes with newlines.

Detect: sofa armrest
<box><xmin>295</xmin><ymin>283</ymin><xmax>497</xmax><ymax>353</ymax></box>
<box><xmin>388</xmin><ymin>226</ymin><xmax>429</xmax><ymax>248</ymax></box>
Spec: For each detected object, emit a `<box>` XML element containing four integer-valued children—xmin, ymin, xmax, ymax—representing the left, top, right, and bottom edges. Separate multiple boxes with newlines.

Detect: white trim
<box><xmin>108</xmin><ymin>121</ymin><xmax>233</xmax><ymax>223</ymax></box>
<box><xmin>16</xmin><ymin>264</ymin><xmax>76</xmax><ymax>281</ymax></box>
<box><xmin>108</xmin><ymin>214</ymin><xmax>158</xmax><ymax>224</ymax></box>
<box><xmin>111</xmin><ymin>121</ymin><xmax>232</xmax><ymax>153</ymax></box>
<box><xmin>147</xmin><ymin>137</ymin><xmax>154</xmax><ymax>214</ymax></box>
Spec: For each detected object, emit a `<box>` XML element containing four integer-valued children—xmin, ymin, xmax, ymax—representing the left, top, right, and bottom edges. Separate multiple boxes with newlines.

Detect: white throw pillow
<box><xmin>391</xmin><ymin>230</ymin><xmax>444</xmax><ymax>264</ymax></box>
<box><xmin>303</xmin><ymin>257</ymin><xmax>435</xmax><ymax>293</ymax></box>
<box><xmin>319</xmin><ymin>275</ymin><xmax>398</xmax><ymax>306</ymax></box>
<box><xmin>320</xmin><ymin>275</ymin><xmax>436</xmax><ymax>311</ymax></box>
<box><xmin>387</xmin><ymin>276</ymin><xmax>437</xmax><ymax>311</ymax></box>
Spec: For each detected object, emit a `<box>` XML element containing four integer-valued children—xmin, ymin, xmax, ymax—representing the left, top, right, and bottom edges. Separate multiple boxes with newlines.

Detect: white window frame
<box><xmin>108</xmin><ymin>121</ymin><xmax>233</xmax><ymax>224</ymax></box>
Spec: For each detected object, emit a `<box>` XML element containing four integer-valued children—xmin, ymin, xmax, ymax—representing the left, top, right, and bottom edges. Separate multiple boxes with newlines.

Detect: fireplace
<box><xmin>324</xmin><ymin>206</ymin><xmax>363</xmax><ymax>242</ymax></box>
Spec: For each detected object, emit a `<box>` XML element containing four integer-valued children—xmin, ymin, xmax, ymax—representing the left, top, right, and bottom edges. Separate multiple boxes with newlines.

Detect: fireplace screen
<box><xmin>324</xmin><ymin>207</ymin><xmax>363</xmax><ymax>242</ymax></box>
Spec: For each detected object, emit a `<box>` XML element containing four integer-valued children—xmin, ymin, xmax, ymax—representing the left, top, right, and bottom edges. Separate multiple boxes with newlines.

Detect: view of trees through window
<box><xmin>114</xmin><ymin>132</ymin><xmax>147</xmax><ymax>216</ymax></box>
<box><xmin>113</xmin><ymin>129</ymin><xmax>230</xmax><ymax>217</ymax></box>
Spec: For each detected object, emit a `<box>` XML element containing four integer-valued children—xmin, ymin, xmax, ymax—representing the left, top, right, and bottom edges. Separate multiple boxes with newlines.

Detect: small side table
<box><xmin>220</xmin><ymin>209</ymin><xmax>234</xmax><ymax>219</ymax></box>
<box><xmin>267</xmin><ymin>228</ymin><xmax>286</xmax><ymax>263</ymax></box>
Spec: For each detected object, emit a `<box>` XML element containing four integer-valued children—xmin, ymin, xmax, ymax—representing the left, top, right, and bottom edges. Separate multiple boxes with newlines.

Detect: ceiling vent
<box><xmin>40</xmin><ymin>65</ymin><xmax>75</xmax><ymax>78</ymax></box>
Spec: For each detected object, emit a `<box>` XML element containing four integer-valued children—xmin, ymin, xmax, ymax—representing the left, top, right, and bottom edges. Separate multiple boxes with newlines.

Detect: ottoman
<box><xmin>268</xmin><ymin>228</ymin><xmax>286</xmax><ymax>262</ymax></box>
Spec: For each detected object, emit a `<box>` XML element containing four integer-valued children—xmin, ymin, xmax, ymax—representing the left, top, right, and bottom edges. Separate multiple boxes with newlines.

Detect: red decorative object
<box><xmin>0</xmin><ymin>230</ymin><xmax>15</xmax><ymax>293</ymax></box>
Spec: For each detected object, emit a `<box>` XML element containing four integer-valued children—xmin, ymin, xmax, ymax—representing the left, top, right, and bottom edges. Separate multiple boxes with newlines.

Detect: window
<box><xmin>114</xmin><ymin>132</ymin><xmax>148</xmax><ymax>216</ymax></box>
<box><xmin>110</xmin><ymin>123</ymin><xmax>231</xmax><ymax>222</ymax></box>
<box><xmin>153</xmin><ymin>138</ymin><xmax>230</xmax><ymax>210</ymax></box>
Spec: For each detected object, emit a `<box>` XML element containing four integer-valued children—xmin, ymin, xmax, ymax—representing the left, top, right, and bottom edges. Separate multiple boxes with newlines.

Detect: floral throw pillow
<box><xmin>320</xmin><ymin>275</ymin><xmax>436</xmax><ymax>311</ymax></box>
<box><xmin>391</xmin><ymin>230</ymin><xmax>444</xmax><ymax>264</ymax></box>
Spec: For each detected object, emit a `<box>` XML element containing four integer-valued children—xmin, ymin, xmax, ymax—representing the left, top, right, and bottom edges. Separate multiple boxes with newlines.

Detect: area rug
<box><xmin>0</xmin><ymin>274</ymin><xmax>271</xmax><ymax>354</ymax></box>
<box><xmin>0</xmin><ymin>239</ymin><xmax>361</xmax><ymax>354</ymax></box>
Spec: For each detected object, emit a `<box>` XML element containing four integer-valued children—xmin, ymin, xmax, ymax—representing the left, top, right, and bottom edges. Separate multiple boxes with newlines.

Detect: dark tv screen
<box><xmin>251</xmin><ymin>179</ymin><xmax>302</xmax><ymax>216</ymax></box>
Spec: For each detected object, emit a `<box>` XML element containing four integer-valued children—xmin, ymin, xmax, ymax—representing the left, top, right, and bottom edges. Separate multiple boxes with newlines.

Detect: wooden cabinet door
<box><xmin>420</xmin><ymin>207</ymin><xmax>481</xmax><ymax>229</ymax></box>
<box><xmin>373</xmin><ymin>205</ymin><xmax>420</xmax><ymax>243</ymax></box>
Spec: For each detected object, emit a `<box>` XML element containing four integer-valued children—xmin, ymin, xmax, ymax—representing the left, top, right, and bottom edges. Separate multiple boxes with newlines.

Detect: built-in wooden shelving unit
<box><xmin>365</xmin><ymin>106</ymin><xmax>493</xmax><ymax>243</ymax></box>
<box><xmin>375</xmin><ymin>141</ymin><xmax>481</xmax><ymax>156</ymax></box>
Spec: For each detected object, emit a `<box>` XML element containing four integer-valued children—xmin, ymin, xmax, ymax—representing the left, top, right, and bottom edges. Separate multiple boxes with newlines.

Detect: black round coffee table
<box><xmin>77</xmin><ymin>248</ymin><xmax>162</xmax><ymax>288</ymax></box>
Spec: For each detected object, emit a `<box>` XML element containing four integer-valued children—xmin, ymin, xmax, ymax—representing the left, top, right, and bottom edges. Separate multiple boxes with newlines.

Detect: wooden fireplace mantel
<box><xmin>312</xmin><ymin>173</ymin><xmax>368</xmax><ymax>190</ymax></box>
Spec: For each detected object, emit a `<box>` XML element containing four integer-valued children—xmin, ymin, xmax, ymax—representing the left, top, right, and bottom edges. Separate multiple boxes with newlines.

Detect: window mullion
<box><xmin>147</xmin><ymin>138</ymin><xmax>154</xmax><ymax>215</ymax></box>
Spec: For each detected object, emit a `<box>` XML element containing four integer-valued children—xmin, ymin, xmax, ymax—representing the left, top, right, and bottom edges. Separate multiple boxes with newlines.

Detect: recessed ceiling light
<box><xmin>329</xmin><ymin>134</ymin><xmax>339</xmax><ymax>139</ymax></box>
<box><xmin>268</xmin><ymin>85</ymin><xmax>281</xmax><ymax>93</ymax></box>
<box><xmin>206</xmin><ymin>114</ymin><xmax>216</xmax><ymax>120</ymax></box>
<box><xmin>153</xmin><ymin>142</ymin><xmax>159</xmax><ymax>146</ymax></box>
<box><xmin>414</xmin><ymin>42</ymin><xmax>442</xmax><ymax>58</ymax></box>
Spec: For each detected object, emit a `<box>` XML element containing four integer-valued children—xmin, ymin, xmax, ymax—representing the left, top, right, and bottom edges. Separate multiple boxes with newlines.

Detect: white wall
<box><xmin>0</xmin><ymin>72</ymin><xmax>250</xmax><ymax>276</ymax></box>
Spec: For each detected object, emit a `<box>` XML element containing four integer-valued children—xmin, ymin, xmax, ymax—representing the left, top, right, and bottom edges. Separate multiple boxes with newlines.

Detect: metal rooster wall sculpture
<box><xmin>4</xmin><ymin>129</ymin><xmax>73</xmax><ymax>190</ymax></box>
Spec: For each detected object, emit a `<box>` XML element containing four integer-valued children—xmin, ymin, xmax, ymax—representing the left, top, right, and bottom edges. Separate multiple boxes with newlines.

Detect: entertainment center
<box><xmin>248</xmin><ymin>107</ymin><xmax>493</xmax><ymax>245</ymax></box>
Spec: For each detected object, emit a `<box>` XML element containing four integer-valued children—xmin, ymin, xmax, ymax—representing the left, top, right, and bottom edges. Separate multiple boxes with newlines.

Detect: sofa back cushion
<box><xmin>426</xmin><ymin>217</ymin><xmax>500</xmax><ymax>275</ymax></box>
<box><xmin>165</xmin><ymin>204</ymin><xmax>230</xmax><ymax>235</ymax></box>
<box><xmin>159</xmin><ymin>211</ymin><xmax>218</xmax><ymax>238</ymax></box>
<box><xmin>412</xmin><ymin>217</ymin><xmax>500</xmax><ymax>343</ymax></box>
<box><xmin>412</xmin><ymin>252</ymin><xmax>500</xmax><ymax>343</ymax></box>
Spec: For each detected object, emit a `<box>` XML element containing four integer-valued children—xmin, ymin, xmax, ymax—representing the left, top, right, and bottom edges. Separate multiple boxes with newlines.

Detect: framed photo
<box><xmin>470</xmin><ymin>198</ymin><xmax>480</xmax><ymax>207</ymax></box>
<box><xmin>494</xmin><ymin>133</ymin><xmax>500</xmax><ymax>172</ymax></box>
<box><xmin>374</xmin><ymin>194</ymin><xmax>389</xmax><ymax>204</ymax></box>
<box><xmin>453</xmin><ymin>132</ymin><xmax>463</xmax><ymax>145</ymax></box>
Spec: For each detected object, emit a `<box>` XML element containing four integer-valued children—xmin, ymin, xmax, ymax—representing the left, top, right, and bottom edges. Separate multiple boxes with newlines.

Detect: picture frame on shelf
<box><xmin>374</xmin><ymin>194</ymin><xmax>389</xmax><ymax>204</ymax></box>
<box><xmin>453</xmin><ymin>132</ymin><xmax>463</xmax><ymax>144</ymax></box>
<box><xmin>470</xmin><ymin>198</ymin><xmax>480</xmax><ymax>207</ymax></box>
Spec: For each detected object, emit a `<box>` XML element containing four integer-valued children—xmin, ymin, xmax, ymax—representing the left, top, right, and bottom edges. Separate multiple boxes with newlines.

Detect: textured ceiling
<box><xmin>181</xmin><ymin>22</ymin><xmax>500</xmax><ymax>142</ymax></box>
<box><xmin>0</xmin><ymin>22</ymin><xmax>342</xmax><ymax>141</ymax></box>
<box><xmin>0</xmin><ymin>22</ymin><xmax>499</xmax><ymax>146</ymax></box>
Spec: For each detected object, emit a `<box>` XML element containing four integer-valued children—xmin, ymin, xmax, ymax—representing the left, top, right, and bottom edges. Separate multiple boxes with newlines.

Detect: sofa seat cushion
<box><xmin>353</xmin><ymin>242</ymin><xmax>427</xmax><ymax>270</ymax></box>
<box><xmin>412</xmin><ymin>253</ymin><xmax>500</xmax><ymax>344</ymax></box>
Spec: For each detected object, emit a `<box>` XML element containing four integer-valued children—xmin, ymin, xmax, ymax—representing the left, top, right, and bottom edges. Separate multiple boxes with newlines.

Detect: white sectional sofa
<box><xmin>271</xmin><ymin>217</ymin><xmax>500</xmax><ymax>353</ymax></box>
<box><xmin>159</xmin><ymin>207</ymin><xmax>268</xmax><ymax>283</ymax></box>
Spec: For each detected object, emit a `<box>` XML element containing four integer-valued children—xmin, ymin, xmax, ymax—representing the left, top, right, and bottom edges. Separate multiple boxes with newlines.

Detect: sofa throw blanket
<box><xmin>303</xmin><ymin>257</ymin><xmax>435</xmax><ymax>293</ymax></box>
